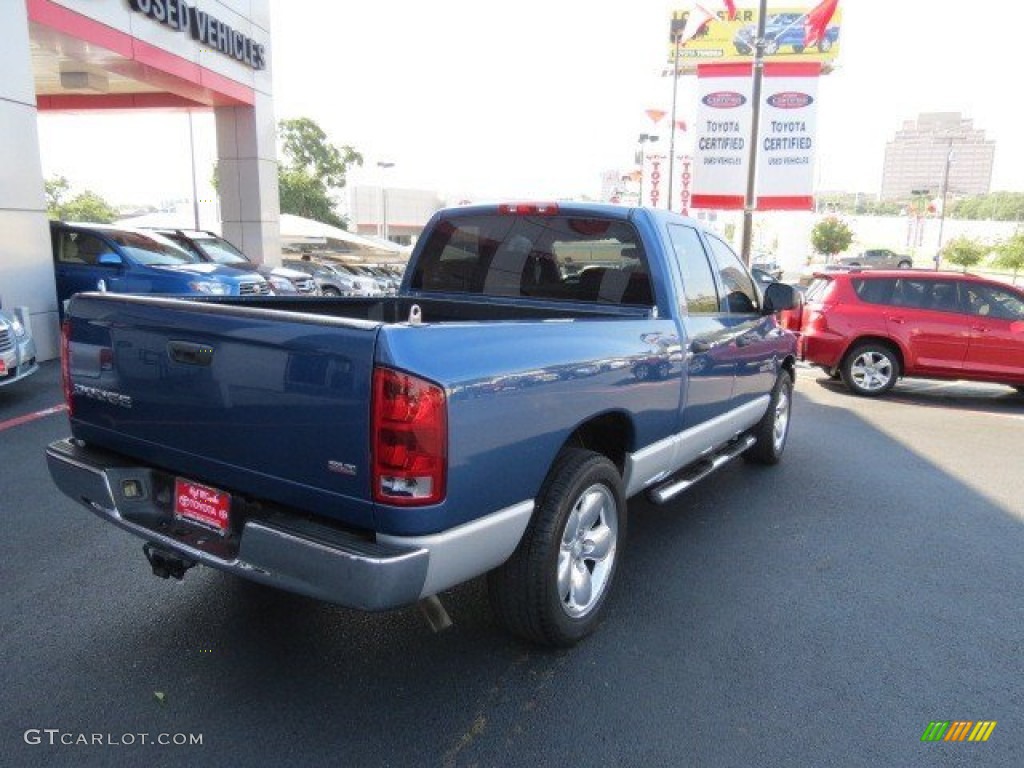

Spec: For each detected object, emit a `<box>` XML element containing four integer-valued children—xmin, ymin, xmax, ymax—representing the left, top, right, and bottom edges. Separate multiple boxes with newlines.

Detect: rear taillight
<box><xmin>805</xmin><ymin>305</ymin><xmax>832</xmax><ymax>333</ymax></box>
<box><xmin>60</xmin><ymin>320</ymin><xmax>73</xmax><ymax>417</ymax></box>
<box><xmin>372</xmin><ymin>367</ymin><xmax>447</xmax><ymax>506</ymax></box>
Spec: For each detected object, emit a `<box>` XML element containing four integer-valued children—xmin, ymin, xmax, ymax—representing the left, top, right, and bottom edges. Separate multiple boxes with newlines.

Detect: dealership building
<box><xmin>3</xmin><ymin>0</ymin><xmax>278</xmax><ymax>360</ymax></box>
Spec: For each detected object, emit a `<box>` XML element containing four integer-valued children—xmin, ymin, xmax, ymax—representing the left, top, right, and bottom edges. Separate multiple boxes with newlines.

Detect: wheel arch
<box><xmin>842</xmin><ymin>335</ymin><xmax>906</xmax><ymax>372</ymax></box>
<box><xmin>561</xmin><ymin>410</ymin><xmax>634</xmax><ymax>477</ymax></box>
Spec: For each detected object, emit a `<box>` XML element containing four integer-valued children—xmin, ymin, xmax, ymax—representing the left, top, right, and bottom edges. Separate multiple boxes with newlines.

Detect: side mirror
<box><xmin>762</xmin><ymin>282</ymin><xmax>802</xmax><ymax>314</ymax></box>
<box><xmin>97</xmin><ymin>252</ymin><xmax>123</xmax><ymax>267</ymax></box>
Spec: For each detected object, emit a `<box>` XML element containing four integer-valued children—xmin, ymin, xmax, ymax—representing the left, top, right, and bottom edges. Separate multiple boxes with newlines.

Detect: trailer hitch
<box><xmin>143</xmin><ymin>543</ymin><xmax>196</xmax><ymax>581</ymax></box>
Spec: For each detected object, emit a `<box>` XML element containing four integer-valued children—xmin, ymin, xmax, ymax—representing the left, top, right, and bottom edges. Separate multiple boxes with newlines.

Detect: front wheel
<box><xmin>744</xmin><ymin>371</ymin><xmax>794</xmax><ymax>465</ymax></box>
<box><xmin>488</xmin><ymin>449</ymin><xmax>625</xmax><ymax>647</ymax></box>
<box><xmin>841</xmin><ymin>342</ymin><xmax>900</xmax><ymax>396</ymax></box>
<box><xmin>897</xmin><ymin>260</ymin><xmax>912</xmax><ymax>269</ymax></box>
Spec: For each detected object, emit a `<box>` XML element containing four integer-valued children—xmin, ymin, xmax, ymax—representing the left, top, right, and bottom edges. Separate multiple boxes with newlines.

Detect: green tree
<box><xmin>45</xmin><ymin>175</ymin><xmax>118</xmax><ymax>223</ymax></box>
<box><xmin>993</xmin><ymin>231</ymin><xmax>1024</xmax><ymax>283</ymax></box>
<box><xmin>277</xmin><ymin>117</ymin><xmax>362</xmax><ymax>228</ymax></box>
<box><xmin>940</xmin><ymin>235</ymin><xmax>986</xmax><ymax>272</ymax></box>
<box><xmin>810</xmin><ymin>216</ymin><xmax>853</xmax><ymax>262</ymax></box>
<box><xmin>279</xmin><ymin>168</ymin><xmax>345</xmax><ymax>228</ymax></box>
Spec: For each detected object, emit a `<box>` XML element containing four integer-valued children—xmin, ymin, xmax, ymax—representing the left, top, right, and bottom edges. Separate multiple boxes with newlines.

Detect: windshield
<box><xmin>104</xmin><ymin>231</ymin><xmax>202</xmax><ymax>266</ymax></box>
<box><xmin>193</xmin><ymin>236</ymin><xmax>250</xmax><ymax>265</ymax></box>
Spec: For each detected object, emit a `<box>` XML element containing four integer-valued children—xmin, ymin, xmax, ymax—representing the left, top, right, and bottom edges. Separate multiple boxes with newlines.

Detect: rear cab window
<box><xmin>409</xmin><ymin>212</ymin><xmax>654</xmax><ymax>307</ymax></box>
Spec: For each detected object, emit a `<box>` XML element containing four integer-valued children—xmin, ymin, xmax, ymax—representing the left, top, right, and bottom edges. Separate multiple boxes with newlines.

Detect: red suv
<box><xmin>784</xmin><ymin>270</ymin><xmax>1024</xmax><ymax>396</ymax></box>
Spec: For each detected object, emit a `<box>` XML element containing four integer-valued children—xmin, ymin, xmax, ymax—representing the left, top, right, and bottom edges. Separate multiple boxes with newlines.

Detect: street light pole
<box><xmin>740</xmin><ymin>0</ymin><xmax>769</xmax><ymax>266</ymax></box>
<box><xmin>935</xmin><ymin>141</ymin><xmax>953</xmax><ymax>271</ymax></box>
<box><xmin>187</xmin><ymin>111</ymin><xmax>200</xmax><ymax>230</ymax></box>
<box><xmin>667</xmin><ymin>33</ymin><xmax>682</xmax><ymax>211</ymax></box>
<box><xmin>376</xmin><ymin>161</ymin><xmax>394</xmax><ymax>241</ymax></box>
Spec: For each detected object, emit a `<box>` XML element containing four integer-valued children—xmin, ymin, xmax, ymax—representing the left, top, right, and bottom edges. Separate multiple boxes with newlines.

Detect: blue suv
<box><xmin>51</xmin><ymin>222</ymin><xmax>271</xmax><ymax>314</ymax></box>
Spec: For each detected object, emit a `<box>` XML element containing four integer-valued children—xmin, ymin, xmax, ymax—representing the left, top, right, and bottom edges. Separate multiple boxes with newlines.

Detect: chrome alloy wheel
<box><xmin>850</xmin><ymin>350</ymin><xmax>894</xmax><ymax>392</ymax></box>
<box><xmin>772</xmin><ymin>384</ymin><xmax>791</xmax><ymax>453</ymax></box>
<box><xmin>558</xmin><ymin>484</ymin><xmax>618</xmax><ymax>618</ymax></box>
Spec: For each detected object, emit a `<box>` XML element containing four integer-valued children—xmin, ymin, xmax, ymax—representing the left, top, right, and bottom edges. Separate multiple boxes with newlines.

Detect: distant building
<box><xmin>880</xmin><ymin>112</ymin><xmax>994</xmax><ymax>200</ymax></box>
<box><xmin>349</xmin><ymin>186</ymin><xmax>444</xmax><ymax>246</ymax></box>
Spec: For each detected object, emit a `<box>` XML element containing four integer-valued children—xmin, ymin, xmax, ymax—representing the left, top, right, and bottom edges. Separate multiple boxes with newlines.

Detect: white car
<box><xmin>0</xmin><ymin>306</ymin><xmax>38</xmax><ymax>388</ymax></box>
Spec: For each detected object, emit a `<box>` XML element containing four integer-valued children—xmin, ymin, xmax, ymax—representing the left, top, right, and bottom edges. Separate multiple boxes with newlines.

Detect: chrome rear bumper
<box><xmin>45</xmin><ymin>438</ymin><xmax>428</xmax><ymax>611</ymax></box>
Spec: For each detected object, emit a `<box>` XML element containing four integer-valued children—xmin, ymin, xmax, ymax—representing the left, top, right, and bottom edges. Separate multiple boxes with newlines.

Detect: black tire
<box><xmin>840</xmin><ymin>342</ymin><xmax>900</xmax><ymax>397</ymax></box>
<box><xmin>321</xmin><ymin>285</ymin><xmax>341</xmax><ymax>296</ymax></box>
<box><xmin>488</xmin><ymin>448</ymin><xmax>625</xmax><ymax>647</ymax></box>
<box><xmin>818</xmin><ymin>38</ymin><xmax>833</xmax><ymax>52</ymax></box>
<box><xmin>764</xmin><ymin>39</ymin><xmax>779</xmax><ymax>55</ymax></box>
<box><xmin>744</xmin><ymin>371</ymin><xmax>794</xmax><ymax>465</ymax></box>
<box><xmin>897</xmin><ymin>260</ymin><xmax>912</xmax><ymax>269</ymax></box>
<box><xmin>792</xmin><ymin>44</ymin><xmax>805</xmax><ymax>53</ymax></box>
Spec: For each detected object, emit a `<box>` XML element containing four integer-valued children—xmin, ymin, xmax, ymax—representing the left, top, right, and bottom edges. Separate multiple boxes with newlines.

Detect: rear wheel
<box><xmin>841</xmin><ymin>342</ymin><xmax>900</xmax><ymax>397</ymax></box>
<box><xmin>745</xmin><ymin>371</ymin><xmax>794</xmax><ymax>465</ymax></box>
<box><xmin>488</xmin><ymin>448</ymin><xmax>625</xmax><ymax>647</ymax></box>
<box><xmin>897</xmin><ymin>260</ymin><xmax>912</xmax><ymax>269</ymax></box>
<box><xmin>321</xmin><ymin>285</ymin><xmax>341</xmax><ymax>296</ymax></box>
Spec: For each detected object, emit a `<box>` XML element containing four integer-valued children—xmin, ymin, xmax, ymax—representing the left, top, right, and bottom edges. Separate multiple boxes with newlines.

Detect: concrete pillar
<box><xmin>0</xmin><ymin>2</ymin><xmax>59</xmax><ymax>360</ymax></box>
<box><xmin>215</xmin><ymin>93</ymin><xmax>280</xmax><ymax>267</ymax></box>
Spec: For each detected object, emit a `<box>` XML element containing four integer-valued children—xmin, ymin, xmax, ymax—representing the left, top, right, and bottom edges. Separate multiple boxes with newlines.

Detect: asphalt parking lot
<box><xmin>2</xmin><ymin>361</ymin><xmax>1023</xmax><ymax>767</ymax></box>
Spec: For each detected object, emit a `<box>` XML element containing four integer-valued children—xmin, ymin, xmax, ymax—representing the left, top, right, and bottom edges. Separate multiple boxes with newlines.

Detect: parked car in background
<box><xmin>751</xmin><ymin>255</ymin><xmax>783</xmax><ymax>281</ymax></box>
<box><xmin>51</xmin><ymin>222</ymin><xmax>271</xmax><ymax>313</ymax></box>
<box><xmin>147</xmin><ymin>229</ymin><xmax>318</xmax><ymax>296</ymax></box>
<box><xmin>283</xmin><ymin>259</ymin><xmax>382</xmax><ymax>297</ymax></box>
<box><xmin>0</xmin><ymin>304</ymin><xmax>38</xmax><ymax>388</ymax></box>
<box><xmin>833</xmin><ymin>248</ymin><xmax>912</xmax><ymax>270</ymax></box>
<box><xmin>784</xmin><ymin>270</ymin><xmax>1024</xmax><ymax>396</ymax></box>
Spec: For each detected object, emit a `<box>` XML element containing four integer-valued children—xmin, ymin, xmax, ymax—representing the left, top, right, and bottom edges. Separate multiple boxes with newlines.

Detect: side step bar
<box><xmin>646</xmin><ymin>435</ymin><xmax>756</xmax><ymax>505</ymax></box>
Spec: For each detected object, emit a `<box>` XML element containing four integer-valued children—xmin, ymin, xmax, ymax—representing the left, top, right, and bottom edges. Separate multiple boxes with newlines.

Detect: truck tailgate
<box><xmin>65</xmin><ymin>294</ymin><xmax>380</xmax><ymax>529</ymax></box>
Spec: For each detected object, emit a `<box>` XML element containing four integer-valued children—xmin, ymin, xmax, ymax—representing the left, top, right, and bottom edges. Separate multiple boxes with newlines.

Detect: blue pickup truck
<box><xmin>47</xmin><ymin>202</ymin><xmax>800</xmax><ymax>646</ymax></box>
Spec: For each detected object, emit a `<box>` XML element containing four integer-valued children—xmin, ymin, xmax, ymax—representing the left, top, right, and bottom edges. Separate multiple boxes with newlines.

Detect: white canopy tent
<box><xmin>279</xmin><ymin>214</ymin><xmax>410</xmax><ymax>256</ymax></box>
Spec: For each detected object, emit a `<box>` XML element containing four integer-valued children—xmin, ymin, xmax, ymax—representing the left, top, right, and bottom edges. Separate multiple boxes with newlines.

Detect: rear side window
<box><xmin>851</xmin><ymin>278</ymin><xmax>896</xmax><ymax>305</ymax></box>
<box><xmin>409</xmin><ymin>214</ymin><xmax>653</xmax><ymax>306</ymax></box>
<box><xmin>854</xmin><ymin>278</ymin><xmax>962</xmax><ymax>312</ymax></box>
<box><xmin>667</xmin><ymin>223</ymin><xmax>719</xmax><ymax>313</ymax></box>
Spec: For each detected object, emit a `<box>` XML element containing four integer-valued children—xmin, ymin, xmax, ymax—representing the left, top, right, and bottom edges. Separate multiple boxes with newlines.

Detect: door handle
<box><xmin>167</xmin><ymin>340</ymin><xmax>214</xmax><ymax>366</ymax></box>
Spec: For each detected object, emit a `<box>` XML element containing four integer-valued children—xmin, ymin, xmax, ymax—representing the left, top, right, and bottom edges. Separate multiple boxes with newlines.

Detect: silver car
<box><xmin>0</xmin><ymin>306</ymin><xmax>38</xmax><ymax>388</ymax></box>
<box><xmin>835</xmin><ymin>248</ymin><xmax>913</xmax><ymax>269</ymax></box>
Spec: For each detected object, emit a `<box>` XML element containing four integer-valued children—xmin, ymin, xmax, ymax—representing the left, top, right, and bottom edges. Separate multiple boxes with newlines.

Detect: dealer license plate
<box><xmin>173</xmin><ymin>478</ymin><xmax>231</xmax><ymax>535</ymax></box>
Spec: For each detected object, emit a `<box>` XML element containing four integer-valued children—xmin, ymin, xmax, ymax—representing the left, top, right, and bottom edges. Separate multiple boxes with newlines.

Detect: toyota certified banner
<box><xmin>757</xmin><ymin>62</ymin><xmax>820</xmax><ymax>210</ymax></box>
<box><xmin>691</xmin><ymin>61</ymin><xmax>820</xmax><ymax>211</ymax></box>
<box><xmin>691</xmin><ymin>63</ymin><xmax>753</xmax><ymax>210</ymax></box>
